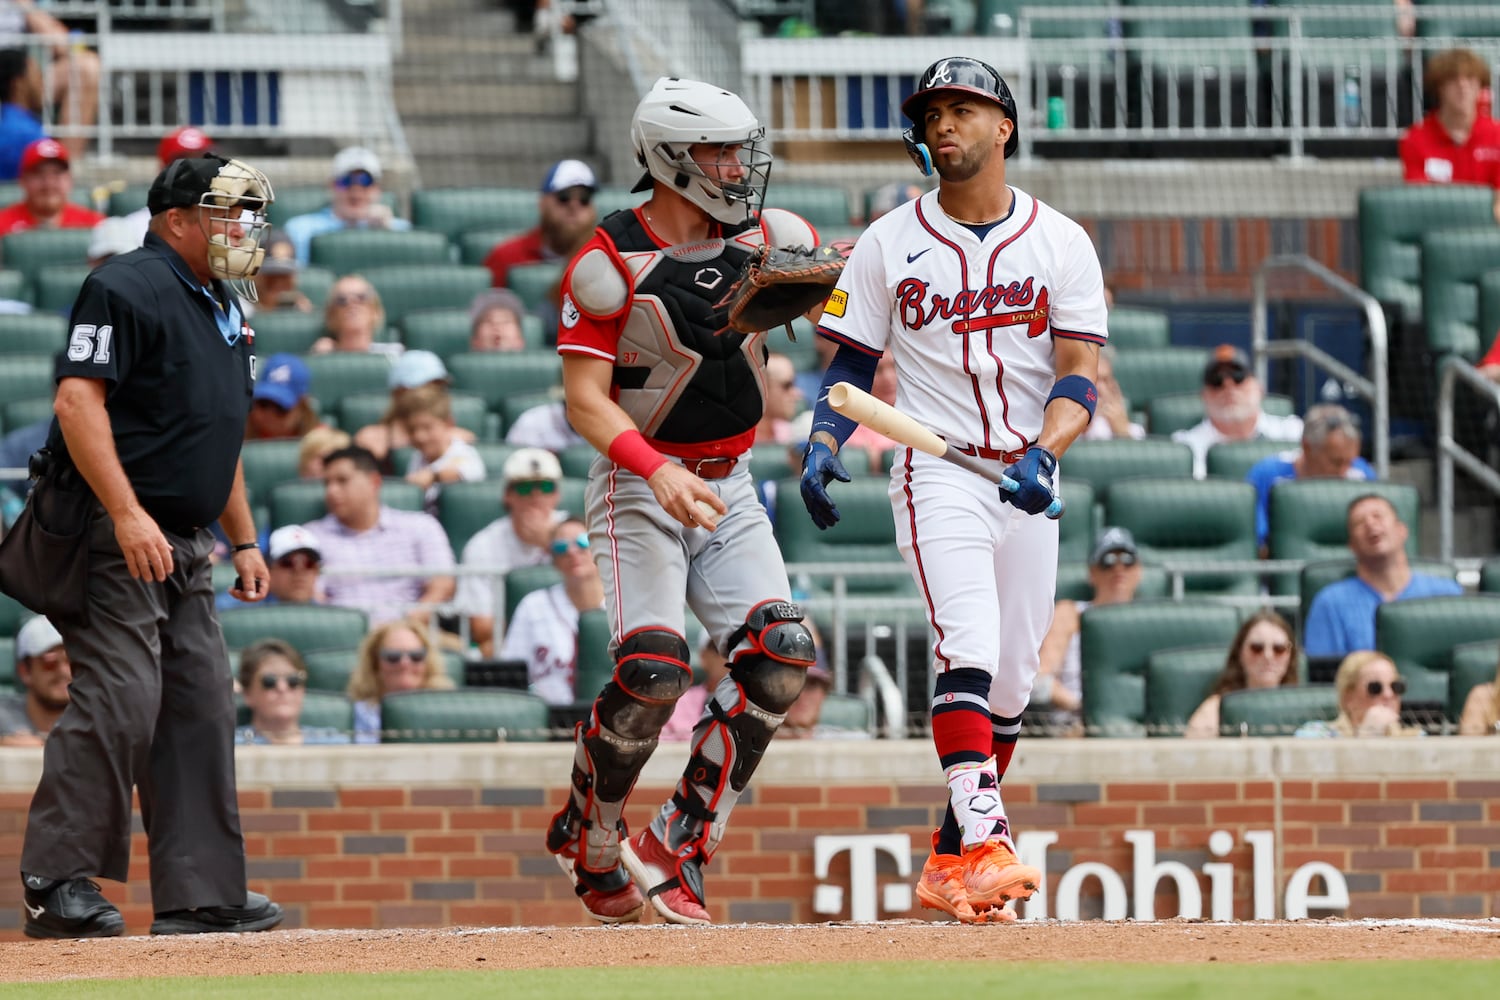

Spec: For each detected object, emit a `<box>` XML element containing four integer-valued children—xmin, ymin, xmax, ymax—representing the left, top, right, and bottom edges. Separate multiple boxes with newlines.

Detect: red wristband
<box><xmin>607</xmin><ymin>429</ymin><xmax>669</xmax><ymax>480</ymax></box>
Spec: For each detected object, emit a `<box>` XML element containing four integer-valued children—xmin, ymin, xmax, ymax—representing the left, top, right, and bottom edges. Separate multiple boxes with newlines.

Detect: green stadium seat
<box><xmin>0</xmin><ymin>635</ymin><xmax>14</xmax><ymax>687</ymax></box>
<box><xmin>240</xmin><ymin>439</ymin><xmax>304</xmax><ymax>506</ymax></box>
<box><xmin>556</xmin><ymin>443</ymin><xmax>598</xmax><ymax>480</ymax></box>
<box><xmin>1106</xmin><ymin>307</ymin><xmax>1170</xmax><ymax>350</ymax></box>
<box><xmin>496</xmin><ymin>390</ymin><xmax>557</xmax><ymax>435</ymax></box>
<box><xmin>778</xmin><ymin>316</ymin><xmax>823</xmax><ymax>373</ymax></box>
<box><xmin>338</xmin><ymin>389</ymin><xmax>490</xmax><ymax>442</ymax></box>
<box><xmin>363</xmin><ymin>265</ymin><xmax>491</xmax><ymax>327</ymax></box>
<box><xmin>266</xmin><ymin>186</ymin><xmax>401</xmax><ymax>229</ymax></box>
<box><xmin>0</xmin><ymin>591</ymin><xmax>25</xmax><ymax>639</ymax></box>
<box><xmin>268</xmin><ymin>478</ymin><xmax>424</xmax><ymax>529</ymax></box>
<box><xmin>0</xmin><ymin>355</ymin><xmax>56</xmax><ymax>404</ymax></box>
<box><xmin>1358</xmin><ymin>185</ymin><xmax>1493</xmax><ymax>324</ymax></box>
<box><xmin>1147</xmin><ymin>391</ymin><xmax>1296</xmax><ymax>438</ymax></box>
<box><xmin>505</xmin><ymin>564</ymin><xmax>562</xmax><ymax>624</ymax></box>
<box><xmin>1419</xmin><ymin>227</ymin><xmax>1500</xmax><ymax>360</ymax></box>
<box><xmin>1376</xmin><ymin>595</ymin><xmax>1500</xmax><ymax>709</ymax></box>
<box><xmin>448</xmin><ymin>350</ymin><xmax>563</xmax><ymax>411</ymax></box>
<box><xmin>763</xmin><ymin>183</ymin><xmax>853</xmax><ymax>229</ymax></box>
<box><xmin>402</xmin><ymin>308</ymin><xmax>472</xmax><ymax>360</ymax></box>
<box><xmin>107</xmin><ymin>183</ymin><xmax>151</xmax><ymax>217</ymax></box>
<box><xmin>218</xmin><ymin>604</ymin><xmax>370</xmax><ymax>656</ymax></box>
<box><xmin>1105</xmin><ymin>479</ymin><xmax>1259</xmax><ymax>595</ymax></box>
<box><xmin>249</xmin><ymin>310</ymin><xmax>323</xmax><ymax>357</ymax></box>
<box><xmin>773</xmin><ymin>478</ymin><xmax>905</xmax><ymax>595</ymax></box>
<box><xmin>1204</xmin><ymin>439</ymin><xmax>1296</xmax><ymax>481</ymax></box>
<box><xmin>1268</xmin><ymin>480</ymin><xmax>1419</xmax><ymax>594</ymax></box>
<box><xmin>1060</xmin><ymin>438</ymin><xmax>1194</xmax><ymax>500</ymax></box>
<box><xmin>457</xmin><ymin>228</ymin><xmax>520</xmax><ymax>267</ymax></box>
<box><xmin>379</xmin><ymin>688</ymin><xmax>551</xmax><ymax>743</ymax></box>
<box><xmin>301</xmin><ymin>353</ymin><xmax>394</xmax><ymax>413</ymax></box>
<box><xmin>410</xmin><ymin>188</ymin><xmax>540</xmax><ymax>240</ymax></box>
<box><xmin>1080</xmin><ymin>600</ymin><xmax>1240</xmax><ymax>737</ymax></box>
<box><xmin>1144</xmin><ymin>644</ymin><xmax>1226</xmax><ymax>738</ymax></box>
<box><xmin>749</xmin><ymin>447</ymin><xmax>795</xmax><ymax>484</ymax></box>
<box><xmin>1450</xmin><ymin>639</ymin><xmax>1500</xmax><ymax>725</ymax></box>
<box><xmin>1483</xmin><ymin>558</ymin><xmax>1500</xmax><ymax>593</ymax></box>
<box><xmin>1415</xmin><ymin>0</ymin><xmax>1499</xmax><ymax>39</ymax></box>
<box><xmin>299</xmin><ymin>266</ymin><xmax>337</xmax><ymax>310</ymax></box>
<box><xmin>575</xmin><ymin>607</ymin><xmax>614</xmax><ymax>702</ymax></box>
<box><xmin>819</xmin><ymin>693</ymin><xmax>874</xmax><ymax>734</ymax></box>
<box><xmin>558</xmin><ymin>477</ymin><xmax>586</xmax><ymax>518</ymax></box>
<box><xmin>33</xmin><ymin>265</ymin><xmax>91</xmax><ymax>313</ymax></box>
<box><xmin>302</xmin><ymin>647</ymin><xmax>358</xmax><ymax>693</ymax></box>
<box><xmin>506</xmin><ymin>261</ymin><xmax>565</xmax><ymax>312</ymax></box>
<box><xmin>297</xmin><ymin>691</ymin><xmax>355</xmax><ymax>734</ymax></box>
<box><xmin>0</xmin><ymin>312</ymin><xmax>65</xmax><ymax>355</ymax></box>
<box><xmin>0</xmin><ymin>229</ymin><xmax>92</xmax><ymax>288</ymax></box>
<box><xmin>0</xmin><ymin>269</ymin><xmax>26</xmax><ymax>303</ymax></box>
<box><xmin>1219</xmin><ymin>686</ymin><xmax>1338</xmax><ymax>737</ymax></box>
<box><xmin>594</xmin><ymin>186</ymin><xmax>643</xmax><ymax>219</ymax></box>
<box><xmin>437</xmin><ymin>480</ymin><xmax>503</xmax><ymax>554</ymax></box>
<box><xmin>2</xmin><ymin>396</ymin><xmax>53</xmax><ymax>429</ymax></box>
<box><xmin>1299</xmin><ymin>558</ymin><xmax>1458</xmax><ymax>636</ymax></box>
<box><xmin>309</xmin><ymin>229</ymin><xmax>451</xmax><ymax>274</ymax></box>
<box><xmin>1110</xmin><ymin>347</ymin><xmax>1210</xmax><ymax>409</ymax></box>
<box><xmin>1056</xmin><ymin>479</ymin><xmax>1099</xmax><ymax>564</ymax></box>
<box><xmin>474</xmin><ymin>442</ymin><xmax>521</xmax><ymax>478</ymax></box>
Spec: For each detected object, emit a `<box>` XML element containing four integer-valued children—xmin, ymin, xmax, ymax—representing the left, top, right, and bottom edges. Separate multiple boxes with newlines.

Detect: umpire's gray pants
<box><xmin>21</xmin><ymin>507</ymin><xmax>247</xmax><ymax>913</ymax></box>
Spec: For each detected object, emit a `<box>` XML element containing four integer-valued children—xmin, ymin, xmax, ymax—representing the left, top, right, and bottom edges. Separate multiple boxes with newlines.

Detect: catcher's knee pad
<box><xmin>597</xmin><ymin>627</ymin><xmax>693</xmax><ymax>740</ymax></box>
<box><xmin>726</xmin><ymin>599</ymin><xmax>816</xmax><ymax>714</ymax></box>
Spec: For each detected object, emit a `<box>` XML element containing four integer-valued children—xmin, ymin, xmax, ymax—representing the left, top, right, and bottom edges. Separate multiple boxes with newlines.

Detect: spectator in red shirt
<box><xmin>483</xmin><ymin>158</ymin><xmax>598</xmax><ymax>288</ymax></box>
<box><xmin>0</xmin><ymin>137</ymin><xmax>105</xmax><ymax>236</ymax></box>
<box><xmin>1399</xmin><ymin>48</ymin><xmax>1500</xmax><ymax>223</ymax></box>
<box><xmin>1479</xmin><ymin>328</ymin><xmax>1500</xmax><ymax>379</ymax></box>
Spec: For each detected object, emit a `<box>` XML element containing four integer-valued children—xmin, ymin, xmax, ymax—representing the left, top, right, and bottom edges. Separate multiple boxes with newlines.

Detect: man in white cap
<box><xmin>455</xmin><ymin>447</ymin><xmax>568</xmax><ymax>657</ymax></box>
<box><xmin>0</xmin><ymin>617</ymin><xmax>70</xmax><ymax>745</ymax></box>
<box><xmin>484</xmin><ymin>157</ymin><xmax>598</xmax><ymax>288</ymax></box>
<box><xmin>217</xmin><ymin>525</ymin><xmax>324</xmax><ymax>609</ymax></box>
<box><xmin>283</xmin><ymin>145</ymin><xmax>410</xmax><ymax>263</ymax></box>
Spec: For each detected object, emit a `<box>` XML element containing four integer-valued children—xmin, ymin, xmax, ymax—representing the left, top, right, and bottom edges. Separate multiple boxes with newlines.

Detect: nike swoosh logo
<box><xmin>907</xmin><ymin>249</ymin><xmax>931</xmax><ymax>263</ymax></box>
<box><xmin>24</xmin><ymin>902</ymin><xmax>43</xmax><ymax>919</ymax></box>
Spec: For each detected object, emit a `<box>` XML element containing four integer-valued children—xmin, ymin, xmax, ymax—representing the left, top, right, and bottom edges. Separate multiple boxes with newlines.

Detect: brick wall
<box><xmin>0</xmin><ymin>742</ymin><xmax>1493</xmax><ymax>936</ymax></box>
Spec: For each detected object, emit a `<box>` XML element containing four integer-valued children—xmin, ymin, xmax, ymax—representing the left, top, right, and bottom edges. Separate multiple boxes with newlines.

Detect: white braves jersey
<box><xmin>819</xmin><ymin>187</ymin><xmax>1107</xmax><ymax>452</ymax></box>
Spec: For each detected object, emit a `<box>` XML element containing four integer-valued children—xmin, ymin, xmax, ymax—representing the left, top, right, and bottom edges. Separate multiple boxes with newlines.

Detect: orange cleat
<box><xmin>960</xmin><ymin>836</ymin><xmax>1040</xmax><ymax>915</ymax></box>
<box><xmin>915</xmin><ymin>831</ymin><xmax>1018</xmax><ymax>924</ymax></box>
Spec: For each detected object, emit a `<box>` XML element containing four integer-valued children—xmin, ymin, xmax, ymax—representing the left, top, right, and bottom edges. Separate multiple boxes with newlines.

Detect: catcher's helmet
<box><xmin>900</xmin><ymin>56</ymin><xmax>1019</xmax><ymax>170</ymax></box>
<box><xmin>630</xmin><ymin>77</ymin><xmax>772</xmax><ymax>225</ymax></box>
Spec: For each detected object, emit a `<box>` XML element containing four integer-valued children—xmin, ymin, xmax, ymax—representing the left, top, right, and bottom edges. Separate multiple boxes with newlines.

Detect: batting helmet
<box><xmin>158</xmin><ymin>126</ymin><xmax>213</xmax><ymax>168</ymax></box>
<box><xmin>900</xmin><ymin>57</ymin><xmax>1019</xmax><ymax>171</ymax></box>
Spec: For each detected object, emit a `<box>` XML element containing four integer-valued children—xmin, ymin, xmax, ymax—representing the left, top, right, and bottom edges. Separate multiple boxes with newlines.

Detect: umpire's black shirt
<box><xmin>47</xmin><ymin>231</ymin><xmax>254</xmax><ymax>534</ymax></box>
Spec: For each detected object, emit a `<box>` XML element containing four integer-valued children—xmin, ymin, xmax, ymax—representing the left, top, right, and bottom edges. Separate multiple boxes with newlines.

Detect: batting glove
<box><xmin>800</xmin><ymin>441</ymin><xmax>851</xmax><ymax>530</ymax></box>
<box><xmin>999</xmin><ymin>445</ymin><xmax>1063</xmax><ymax>519</ymax></box>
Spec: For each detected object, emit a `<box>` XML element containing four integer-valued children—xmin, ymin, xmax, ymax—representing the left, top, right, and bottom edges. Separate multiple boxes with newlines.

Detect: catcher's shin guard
<box><xmin>548</xmin><ymin>628</ymin><xmax>692</xmax><ymax>874</ymax></box>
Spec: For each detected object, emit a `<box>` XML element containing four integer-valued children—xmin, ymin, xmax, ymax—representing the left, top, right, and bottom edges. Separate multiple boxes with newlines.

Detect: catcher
<box><xmin>545</xmin><ymin>76</ymin><xmax>835</xmax><ymax>925</ymax></box>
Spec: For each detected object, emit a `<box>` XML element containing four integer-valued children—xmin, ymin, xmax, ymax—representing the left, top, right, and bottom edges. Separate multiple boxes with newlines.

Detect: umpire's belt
<box><xmin>676</xmin><ymin>456</ymin><xmax>739</xmax><ymax>480</ymax></box>
<box><xmin>952</xmin><ymin>442</ymin><xmax>1027</xmax><ymax>464</ymax></box>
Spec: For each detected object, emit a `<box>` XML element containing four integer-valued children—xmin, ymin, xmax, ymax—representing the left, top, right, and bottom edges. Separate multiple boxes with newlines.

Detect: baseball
<box><xmin>694</xmin><ymin>500</ymin><xmax>720</xmax><ymax>525</ymax></box>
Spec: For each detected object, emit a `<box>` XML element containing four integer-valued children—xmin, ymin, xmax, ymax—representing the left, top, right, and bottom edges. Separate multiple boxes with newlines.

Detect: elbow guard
<box><xmin>1047</xmin><ymin>374</ymin><xmax>1097</xmax><ymax>422</ymax></box>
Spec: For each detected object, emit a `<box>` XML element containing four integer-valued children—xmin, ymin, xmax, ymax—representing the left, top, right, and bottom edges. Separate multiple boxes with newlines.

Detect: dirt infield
<box><xmin>2</xmin><ymin>919</ymin><xmax>1498</xmax><ymax>982</ymax></box>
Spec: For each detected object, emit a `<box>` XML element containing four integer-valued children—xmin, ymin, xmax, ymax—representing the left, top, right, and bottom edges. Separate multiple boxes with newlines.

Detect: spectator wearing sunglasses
<box><xmin>1171</xmin><ymin>345</ymin><xmax>1303</xmax><ymax>479</ymax></box>
<box><xmin>283</xmin><ymin>146</ymin><xmax>409</xmax><ymax>264</ymax></box>
<box><xmin>1244</xmin><ymin>403</ymin><xmax>1377</xmax><ymax>551</ymax></box>
<box><xmin>234</xmin><ymin>639</ymin><xmax>348</xmax><ymax>745</ymax></box>
<box><xmin>1035</xmin><ymin>527</ymin><xmax>1144</xmax><ymax>736</ymax></box>
<box><xmin>219</xmin><ymin>525</ymin><xmax>325</xmax><ymax>610</ymax></box>
<box><xmin>0</xmin><ymin>616</ymin><xmax>70</xmax><ymax>746</ymax></box>
<box><xmin>1184</xmin><ymin>610</ymin><xmax>1299</xmax><ymax>739</ymax></box>
<box><xmin>346</xmin><ymin>621</ymin><xmax>453</xmax><ymax>743</ymax></box>
<box><xmin>455</xmin><ymin>448</ymin><xmax>567</xmax><ymax>657</ymax></box>
<box><xmin>500</xmin><ymin>517</ymin><xmax>604</xmax><ymax>706</ymax></box>
<box><xmin>1297</xmin><ymin>651</ymin><xmax>1421</xmax><ymax>738</ymax></box>
<box><xmin>311</xmin><ymin>274</ymin><xmax>400</xmax><ymax>357</ymax></box>
<box><xmin>484</xmin><ymin>158</ymin><xmax>599</xmax><ymax>289</ymax></box>
<box><xmin>1303</xmin><ymin>494</ymin><xmax>1462</xmax><ymax>659</ymax></box>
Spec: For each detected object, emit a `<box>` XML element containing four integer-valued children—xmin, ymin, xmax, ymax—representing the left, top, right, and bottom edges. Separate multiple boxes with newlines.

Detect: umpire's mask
<box><xmin>149</xmin><ymin>154</ymin><xmax>276</xmax><ymax>293</ymax></box>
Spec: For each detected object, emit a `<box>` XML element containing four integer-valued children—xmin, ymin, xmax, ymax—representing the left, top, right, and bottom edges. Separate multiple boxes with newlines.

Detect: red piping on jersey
<box><xmin>900</xmin><ymin>448</ymin><xmax>950</xmax><ymax>670</ymax></box>
<box><xmin>816</xmin><ymin>325</ymin><xmax>882</xmax><ymax>357</ymax></box>
<box><xmin>982</xmin><ymin>197</ymin><xmax>1041</xmax><ymax>454</ymax></box>
<box><xmin>915</xmin><ymin>198</ymin><xmax>996</xmax><ymax>451</ymax></box>
<box><xmin>1052</xmin><ymin>327</ymin><xmax>1108</xmax><ymax>345</ymax></box>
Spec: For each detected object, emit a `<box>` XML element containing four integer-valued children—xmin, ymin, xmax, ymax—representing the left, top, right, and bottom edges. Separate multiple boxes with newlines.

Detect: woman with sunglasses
<box><xmin>345</xmin><ymin>621</ymin><xmax>453</xmax><ymax>743</ymax></box>
<box><xmin>235</xmin><ymin>639</ymin><xmax>348</xmax><ymax>745</ymax></box>
<box><xmin>500</xmin><ymin>517</ymin><xmax>605</xmax><ymax>706</ymax></box>
<box><xmin>1185</xmin><ymin>610</ymin><xmax>1299</xmax><ymax>738</ymax></box>
<box><xmin>1458</xmin><ymin>650</ymin><xmax>1500</xmax><ymax>735</ymax></box>
<box><xmin>1298</xmin><ymin>650</ymin><xmax>1421</xmax><ymax>738</ymax></box>
<box><xmin>311</xmin><ymin>275</ymin><xmax>399</xmax><ymax>357</ymax></box>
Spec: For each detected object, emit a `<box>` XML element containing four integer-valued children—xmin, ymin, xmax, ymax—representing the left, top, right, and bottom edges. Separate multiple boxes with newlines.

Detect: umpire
<box><xmin>17</xmin><ymin>154</ymin><xmax>284</xmax><ymax>938</ymax></box>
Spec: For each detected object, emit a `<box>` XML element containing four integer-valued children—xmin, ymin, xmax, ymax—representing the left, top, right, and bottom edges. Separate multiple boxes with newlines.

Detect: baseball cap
<box><xmin>1089</xmin><ymin>526</ymin><xmax>1139</xmax><ymax>567</ymax></box>
<box><xmin>331</xmin><ymin>146</ymin><xmax>382</xmax><ymax>183</ymax></box>
<box><xmin>267</xmin><ymin>525</ymin><xmax>322</xmax><ymax>563</ymax></box>
<box><xmin>541</xmin><ymin>159</ymin><xmax>597</xmax><ymax>194</ymax></box>
<box><xmin>468</xmin><ymin>288</ymin><xmax>525</xmax><ymax>326</ymax></box>
<box><xmin>503</xmin><ymin>447</ymin><xmax>563</xmax><ymax>486</ymax></box>
<box><xmin>87</xmin><ymin>216</ymin><xmax>141</xmax><ymax>262</ymax></box>
<box><xmin>19</xmin><ymin>138</ymin><xmax>68</xmax><ymax>174</ymax></box>
<box><xmin>388</xmin><ymin>349</ymin><xmax>449</xmax><ymax>390</ymax></box>
<box><xmin>1203</xmin><ymin>344</ymin><xmax>1250</xmax><ymax>385</ymax></box>
<box><xmin>16</xmin><ymin>616</ymin><xmax>64</xmax><ymax>661</ymax></box>
<box><xmin>258</xmin><ymin>229</ymin><xmax>300</xmax><ymax>276</ymax></box>
<box><xmin>158</xmin><ymin>126</ymin><xmax>213</xmax><ymax>167</ymax></box>
<box><xmin>253</xmin><ymin>353</ymin><xmax>311</xmax><ymax>410</ymax></box>
<box><xmin>804</xmin><ymin>663</ymin><xmax>833</xmax><ymax>688</ymax></box>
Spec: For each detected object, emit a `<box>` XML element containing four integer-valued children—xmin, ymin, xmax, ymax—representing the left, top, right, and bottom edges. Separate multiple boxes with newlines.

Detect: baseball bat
<box><xmin>826</xmin><ymin>381</ymin><xmax>1064</xmax><ymax>520</ymax></box>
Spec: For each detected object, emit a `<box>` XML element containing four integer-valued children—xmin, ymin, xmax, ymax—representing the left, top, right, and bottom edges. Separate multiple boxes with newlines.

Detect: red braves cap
<box><xmin>158</xmin><ymin>126</ymin><xmax>213</xmax><ymax>166</ymax></box>
<box><xmin>19</xmin><ymin>138</ymin><xmax>68</xmax><ymax>174</ymax></box>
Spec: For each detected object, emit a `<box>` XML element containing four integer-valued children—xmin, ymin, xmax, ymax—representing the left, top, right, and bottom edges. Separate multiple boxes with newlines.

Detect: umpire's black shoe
<box><xmin>150</xmin><ymin>890</ymin><xmax>284</xmax><ymax>935</ymax></box>
<box><xmin>22</xmin><ymin>875</ymin><xmax>126</xmax><ymax>939</ymax></box>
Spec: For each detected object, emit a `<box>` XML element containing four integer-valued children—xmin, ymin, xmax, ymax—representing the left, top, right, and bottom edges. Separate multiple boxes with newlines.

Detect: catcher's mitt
<box><xmin>716</xmin><ymin>243</ymin><xmax>849</xmax><ymax>336</ymax></box>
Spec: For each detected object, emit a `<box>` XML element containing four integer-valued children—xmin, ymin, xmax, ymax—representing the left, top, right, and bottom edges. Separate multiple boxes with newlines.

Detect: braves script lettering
<box><xmin>896</xmin><ymin>276</ymin><xmax>1049</xmax><ymax>337</ymax></box>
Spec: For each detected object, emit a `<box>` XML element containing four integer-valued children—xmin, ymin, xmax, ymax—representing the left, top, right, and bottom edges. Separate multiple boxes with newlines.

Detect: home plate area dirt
<box><xmin>1</xmin><ymin>919</ymin><xmax>1499</xmax><ymax>981</ymax></box>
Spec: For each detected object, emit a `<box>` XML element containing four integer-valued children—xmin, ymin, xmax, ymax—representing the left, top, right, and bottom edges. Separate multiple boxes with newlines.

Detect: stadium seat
<box><xmin>0</xmin><ymin>229</ymin><xmax>91</xmax><ymax>289</ymax></box>
<box><xmin>301</xmin><ymin>647</ymin><xmax>358</xmax><ymax>693</ymax></box>
<box><xmin>1358</xmin><ymin>184</ymin><xmax>1493</xmax><ymax>323</ymax></box>
<box><xmin>218</xmin><ymin>604</ymin><xmax>370</xmax><ymax>656</ymax></box>
<box><xmin>1376</xmin><ymin>595</ymin><xmax>1500</xmax><ymax>708</ymax></box>
<box><xmin>1056</xmin><ymin>478</ymin><xmax>1099</xmax><ymax>565</ymax></box>
<box><xmin>0</xmin><ymin>636</ymin><xmax>14</xmax><ymax>688</ymax></box>
<box><xmin>1299</xmin><ymin>558</ymin><xmax>1458</xmax><ymax>634</ymax></box>
<box><xmin>299</xmin><ymin>266</ymin><xmax>336</xmax><ymax>310</ymax></box>
<box><xmin>107</xmin><ymin>183</ymin><xmax>150</xmax><ymax>217</ymax></box>
<box><xmin>1106</xmin><ymin>307</ymin><xmax>1171</xmax><ymax>350</ymax></box>
<box><xmin>779</xmin><ymin>316</ymin><xmax>823</xmax><ymax>373</ymax></box>
<box><xmin>0</xmin><ymin>312</ymin><xmax>65</xmax><ymax>355</ymax></box>
<box><xmin>1204</xmin><ymin>439</ymin><xmax>1295</xmax><ymax>481</ymax></box>
<box><xmin>819</xmin><ymin>694</ymin><xmax>874</xmax><ymax>735</ymax></box>
<box><xmin>1061</xmin><ymin>439</ymin><xmax>1195</xmax><ymax>500</ymax></box>
<box><xmin>0</xmin><ymin>269</ymin><xmax>25</xmax><ymax>303</ymax></box>
<box><xmin>410</xmin><ymin>188</ymin><xmax>541</xmax><ymax>240</ymax></box>
<box><xmin>402</xmin><ymin>309</ymin><xmax>472</xmax><ymax>360</ymax></box>
<box><xmin>457</xmin><ymin>228</ymin><xmax>520</xmax><ymax>268</ymax></box>
<box><xmin>267</xmin><ymin>186</ymin><xmax>401</xmax><ymax>229</ymax></box>
<box><xmin>773</xmin><ymin>478</ymin><xmax>905</xmax><ymax>595</ymax></box>
<box><xmin>309</xmin><ymin>229</ymin><xmax>451</xmax><ymax>274</ymax></box>
<box><xmin>556</xmin><ymin>443</ymin><xmax>598</xmax><ymax>479</ymax></box>
<box><xmin>448</xmin><ymin>350</ymin><xmax>563</xmax><ymax>411</ymax></box>
<box><xmin>594</xmin><ymin>186</ymin><xmax>643</xmax><ymax>219</ymax></box>
<box><xmin>0</xmin><ymin>355</ymin><xmax>56</xmax><ymax>404</ymax></box>
<box><xmin>33</xmin><ymin>265</ymin><xmax>91</xmax><ymax>313</ymax></box>
<box><xmin>1080</xmin><ymin>600</ymin><xmax>1240</xmax><ymax>737</ymax></box>
<box><xmin>437</xmin><ymin>479</ymin><xmax>504</xmax><ymax>554</ymax></box>
<box><xmin>496</xmin><ymin>390</ymin><xmax>557</xmax><ymax>436</ymax></box>
<box><xmin>1483</xmin><ymin>558</ymin><xmax>1500</xmax><ymax>593</ymax></box>
<box><xmin>1415</xmin><ymin>0</ymin><xmax>1499</xmax><ymax>39</ymax></box>
<box><xmin>240</xmin><ymin>439</ymin><xmax>304</xmax><ymax>506</ymax></box>
<box><xmin>749</xmin><ymin>448</ymin><xmax>796</xmax><ymax>485</ymax></box>
<box><xmin>338</xmin><ymin>390</ymin><xmax>490</xmax><ymax>442</ymax></box>
<box><xmin>1419</xmin><ymin>227</ymin><xmax>1500</xmax><ymax>359</ymax></box>
<box><xmin>301</xmin><ymin>353</ymin><xmax>394</xmax><ymax>414</ymax></box>
<box><xmin>0</xmin><ymin>590</ymin><xmax>24</xmax><ymax>639</ymax></box>
<box><xmin>1146</xmin><ymin>391</ymin><xmax>1297</xmax><ymax>437</ymax></box>
<box><xmin>575</xmin><ymin>607</ymin><xmax>614</xmax><ymax>703</ymax></box>
<box><xmin>1268</xmin><ymin>480</ymin><xmax>1419</xmax><ymax>594</ymax></box>
<box><xmin>249</xmin><ymin>310</ymin><xmax>323</xmax><ymax>357</ymax></box>
<box><xmin>762</xmin><ymin>183</ymin><xmax>853</xmax><ymax>228</ymax></box>
<box><xmin>474</xmin><ymin>442</ymin><xmax>521</xmax><ymax>477</ymax></box>
<box><xmin>1105</xmin><ymin>479</ymin><xmax>1259</xmax><ymax>595</ymax></box>
<box><xmin>268</xmin><ymin>478</ymin><xmax>424</xmax><ymax>529</ymax></box>
<box><xmin>379</xmin><ymin>688</ymin><xmax>551</xmax><ymax>743</ymax></box>
<box><xmin>506</xmin><ymin>262</ymin><xmax>565</xmax><ymax>312</ymax></box>
<box><xmin>297</xmin><ymin>691</ymin><xmax>355</xmax><ymax>734</ymax></box>
<box><xmin>1</xmin><ymin>396</ymin><xmax>52</xmax><ymax>430</ymax></box>
<box><xmin>364</xmin><ymin>265</ymin><xmax>491</xmax><ymax>327</ymax></box>
<box><xmin>1449</xmin><ymin>639</ymin><xmax>1500</xmax><ymax>724</ymax></box>
<box><xmin>558</xmin><ymin>477</ymin><xmax>586</xmax><ymax>518</ymax></box>
<box><xmin>1219</xmin><ymin>686</ymin><xmax>1338</xmax><ymax>737</ymax></box>
<box><xmin>505</xmin><ymin>565</ymin><xmax>562</xmax><ymax>624</ymax></box>
<box><xmin>1144</xmin><ymin>644</ymin><xmax>1225</xmax><ymax>738</ymax></box>
<box><xmin>1109</xmin><ymin>347</ymin><xmax>1211</xmax><ymax>409</ymax></box>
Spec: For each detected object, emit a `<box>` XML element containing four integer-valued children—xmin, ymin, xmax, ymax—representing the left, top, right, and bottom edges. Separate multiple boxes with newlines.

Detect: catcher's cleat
<box><xmin>547</xmin><ymin>805</ymin><xmax>644</xmax><ymax>924</ymax></box>
<box><xmin>960</xmin><ymin>836</ymin><xmax>1041</xmax><ymax>914</ymax></box>
<box><xmin>620</xmin><ymin>826</ymin><xmax>711</xmax><ymax>925</ymax></box>
<box><xmin>914</xmin><ymin>832</ymin><xmax>1017</xmax><ymax>925</ymax></box>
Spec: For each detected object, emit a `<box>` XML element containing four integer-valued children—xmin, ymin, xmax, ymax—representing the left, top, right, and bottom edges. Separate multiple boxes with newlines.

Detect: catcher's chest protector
<box><xmin>603</xmin><ymin>211</ymin><xmax>766</xmax><ymax>445</ymax></box>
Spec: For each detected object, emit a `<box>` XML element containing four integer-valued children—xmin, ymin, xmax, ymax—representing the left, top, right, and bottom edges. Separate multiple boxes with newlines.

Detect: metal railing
<box><xmin>1436</xmin><ymin>356</ymin><xmax>1500</xmax><ymax>561</ymax></box>
<box><xmin>1251</xmin><ymin>253</ymin><xmax>1390</xmax><ymax>478</ymax></box>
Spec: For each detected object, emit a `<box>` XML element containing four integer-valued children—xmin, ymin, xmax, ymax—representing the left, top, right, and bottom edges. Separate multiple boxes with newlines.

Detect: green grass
<box><xmin>4</xmin><ymin>961</ymin><xmax>1499</xmax><ymax>1000</ymax></box>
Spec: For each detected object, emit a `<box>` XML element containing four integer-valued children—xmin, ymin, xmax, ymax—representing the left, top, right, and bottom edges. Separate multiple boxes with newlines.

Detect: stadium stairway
<box><xmin>394</xmin><ymin>0</ymin><xmax>588</xmax><ymax>188</ymax></box>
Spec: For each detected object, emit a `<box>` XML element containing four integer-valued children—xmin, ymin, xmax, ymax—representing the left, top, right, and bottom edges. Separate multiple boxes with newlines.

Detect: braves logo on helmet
<box><xmin>900</xmin><ymin>55</ymin><xmax>1019</xmax><ymax>167</ymax></box>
